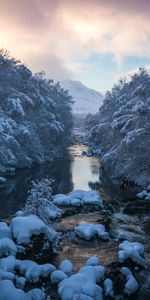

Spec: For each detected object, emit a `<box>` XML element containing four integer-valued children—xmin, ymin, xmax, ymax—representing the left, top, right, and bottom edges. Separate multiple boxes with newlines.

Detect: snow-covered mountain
<box><xmin>61</xmin><ymin>80</ymin><xmax>104</xmax><ymax>114</ymax></box>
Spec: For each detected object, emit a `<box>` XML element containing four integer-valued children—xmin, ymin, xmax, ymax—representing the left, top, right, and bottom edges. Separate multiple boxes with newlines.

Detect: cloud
<box><xmin>0</xmin><ymin>0</ymin><xmax>150</xmax><ymax>79</ymax></box>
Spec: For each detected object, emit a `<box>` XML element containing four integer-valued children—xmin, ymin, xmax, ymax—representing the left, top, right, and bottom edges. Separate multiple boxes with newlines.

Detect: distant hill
<box><xmin>61</xmin><ymin>80</ymin><xmax>104</xmax><ymax>114</ymax></box>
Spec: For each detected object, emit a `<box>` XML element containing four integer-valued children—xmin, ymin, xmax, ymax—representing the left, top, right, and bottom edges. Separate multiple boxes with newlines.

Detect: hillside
<box><xmin>88</xmin><ymin>68</ymin><xmax>150</xmax><ymax>187</ymax></box>
<box><xmin>0</xmin><ymin>50</ymin><xmax>73</xmax><ymax>178</ymax></box>
<box><xmin>61</xmin><ymin>80</ymin><xmax>104</xmax><ymax>114</ymax></box>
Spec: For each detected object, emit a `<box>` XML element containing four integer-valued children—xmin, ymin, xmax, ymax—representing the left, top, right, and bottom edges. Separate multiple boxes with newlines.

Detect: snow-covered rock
<box><xmin>75</xmin><ymin>223</ymin><xmax>109</xmax><ymax>240</ymax></box>
<box><xmin>82</xmin><ymin>191</ymin><xmax>103</xmax><ymax>207</ymax></box>
<box><xmin>59</xmin><ymin>259</ymin><xmax>73</xmax><ymax>275</ymax></box>
<box><xmin>137</xmin><ymin>189</ymin><xmax>150</xmax><ymax>200</ymax></box>
<box><xmin>58</xmin><ymin>265</ymin><xmax>103</xmax><ymax>300</ymax></box>
<box><xmin>16</xmin><ymin>276</ymin><xmax>26</xmax><ymax>289</ymax></box>
<box><xmin>16</xmin><ymin>259</ymin><xmax>56</xmax><ymax>282</ymax></box>
<box><xmin>26</xmin><ymin>288</ymin><xmax>45</xmax><ymax>300</ymax></box>
<box><xmin>0</xmin><ymin>280</ymin><xmax>27</xmax><ymax>300</ymax></box>
<box><xmin>10</xmin><ymin>215</ymin><xmax>58</xmax><ymax>244</ymax></box>
<box><xmin>51</xmin><ymin>270</ymin><xmax>68</xmax><ymax>284</ymax></box>
<box><xmin>53</xmin><ymin>190</ymin><xmax>103</xmax><ymax>208</ymax></box>
<box><xmin>121</xmin><ymin>267</ymin><xmax>138</xmax><ymax>295</ymax></box>
<box><xmin>0</xmin><ymin>222</ymin><xmax>12</xmax><ymax>240</ymax></box>
<box><xmin>85</xmin><ymin>256</ymin><xmax>99</xmax><ymax>266</ymax></box>
<box><xmin>118</xmin><ymin>240</ymin><xmax>146</xmax><ymax>266</ymax></box>
<box><xmin>104</xmin><ymin>278</ymin><xmax>114</xmax><ymax>297</ymax></box>
<box><xmin>0</xmin><ymin>238</ymin><xmax>17</xmax><ymax>257</ymax></box>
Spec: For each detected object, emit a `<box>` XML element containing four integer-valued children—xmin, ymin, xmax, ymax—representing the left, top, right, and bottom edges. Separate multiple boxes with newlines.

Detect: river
<box><xmin>0</xmin><ymin>143</ymin><xmax>100</xmax><ymax>219</ymax></box>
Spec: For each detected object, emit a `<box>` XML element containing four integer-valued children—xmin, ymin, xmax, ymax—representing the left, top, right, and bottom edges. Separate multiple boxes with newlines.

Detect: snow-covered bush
<box><xmin>88</xmin><ymin>68</ymin><xmax>150</xmax><ymax>186</ymax></box>
<box><xmin>0</xmin><ymin>50</ymin><xmax>73</xmax><ymax>177</ymax></box>
<box><xmin>23</xmin><ymin>178</ymin><xmax>62</xmax><ymax>223</ymax></box>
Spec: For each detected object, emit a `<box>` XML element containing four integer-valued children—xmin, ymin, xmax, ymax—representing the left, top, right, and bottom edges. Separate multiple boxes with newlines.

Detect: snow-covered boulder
<box><xmin>0</xmin><ymin>222</ymin><xmax>12</xmax><ymax>240</ymax></box>
<box><xmin>26</xmin><ymin>288</ymin><xmax>45</xmax><ymax>300</ymax></box>
<box><xmin>68</xmin><ymin>189</ymin><xmax>84</xmax><ymax>200</ymax></box>
<box><xmin>82</xmin><ymin>191</ymin><xmax>103</xmax><ymax>207</ymax></box>
<box><xmin>0</xmin><ymin>238</ymin><xmax>17</xmax><ymax>257</ymax></box>
<box><xmin>118</xmin><ymin>240</ymin><xmax>146</xmax><ymax>266</ymax></box>
<box><xmin>51</xmin><ymin>270</ymin><xmax>68</xmax><ymax>284</ymax></box>
<box><xmin>85</xmin><ymin>256</ymin><xmax>99</xmax><ymax>266</ymax></box>
<box><xmin>75</xmin><ymin>223</ymin><xmax>109</xmax><ymax>240</ymax></box>
<box><xmin>58</xmin><ymin>265</ymin><xmax>103</xmax><ymax>300</ymax></box>
<box><xmin>0</xmin><ymin>255</ymin><xmax>16</xmax><ymax>272</ymax></box>
<box><xmin>16</xmin><ymin>276</ymin><xmax>26</xmax><ymax>289</ymax></box>
<box><xmin>104</xmin><ymin>278</ymin><xmax>114</xmax><ymax>297</ymax></box>
<box><xmin>53</xmin><ymin>194</ymin><xmax>82</xmax><ymax>207</ymax></box>
<box><xmin>121</xmin><ymin>267</ymin><xmax>138</xmax><ymax>295</ymax></box>
<box><xmin>16</xmin><ymin>259</ymin><xmax>56</xmax><ymax>282</ymax></box>
<box><xmin>0</xmin><ymin>280</ymin><xmax>27</xmax><ymax>300</ymax></box>
<box><xmin>59</xmin><ymin>259</ymin><xmax>73</xmax><ymax>275</ymax></box>
<box><xmin>137</xmin><ymin>188</ymin><xmax>150</xmax><ymax>200</ymax></box>
<box><xmin>10</xmin><ymin>215</ymin><xmax>58</xmax><ymax>244</ymax></box>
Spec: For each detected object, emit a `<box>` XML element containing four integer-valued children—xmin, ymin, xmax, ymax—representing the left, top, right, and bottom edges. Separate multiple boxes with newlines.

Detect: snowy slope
<box><xmin>61</xmin><ymin>80</ymin><xmax>104</xmax><ymax>114</ymax></box>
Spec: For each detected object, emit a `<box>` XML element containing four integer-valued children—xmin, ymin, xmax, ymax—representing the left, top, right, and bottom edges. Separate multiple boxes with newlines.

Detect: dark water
<box><xmin>0</xmin><ymin>144</ymin><xmax>100</xmax><ymax>218</ymax></box>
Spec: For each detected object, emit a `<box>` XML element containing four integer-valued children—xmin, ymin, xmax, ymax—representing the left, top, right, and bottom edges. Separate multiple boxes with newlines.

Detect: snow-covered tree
<box><xmin>23</xmin><ymin>178</ymin><xmax>62</xmax><ymax>223</ymax></box>
<box><xmin>88</xmin><ymin>68</ymin><xmax>150</xmax><ymax>187</ymax></box>
<box><xmin>0</xmin><ymin>50</ymin><xmax>73</xmax><ymax>176</ymax></box>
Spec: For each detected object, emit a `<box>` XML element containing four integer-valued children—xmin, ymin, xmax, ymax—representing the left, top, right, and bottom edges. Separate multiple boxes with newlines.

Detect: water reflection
<box><xmin>0</xmin><ymin>144</ymin><xmax>100</xmax><ymax>218</ymax></box>
<box><xmin>69</xmin><ymin>144</ymin><xmax>100</xmax><ymax>191</ymax></box>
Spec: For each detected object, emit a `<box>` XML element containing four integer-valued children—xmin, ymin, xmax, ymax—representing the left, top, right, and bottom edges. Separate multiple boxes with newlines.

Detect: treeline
<box><xmin>0</xmin><ymin>50</ymin><xmax>73</xmax><ymax>176</ymax></box>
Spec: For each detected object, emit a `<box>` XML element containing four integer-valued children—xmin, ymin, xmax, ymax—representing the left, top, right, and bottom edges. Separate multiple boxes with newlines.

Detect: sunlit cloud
<box><xmin>0</xmin><ymin>0</ymin><xmax>150</xmax><ymax>87</ymax></box>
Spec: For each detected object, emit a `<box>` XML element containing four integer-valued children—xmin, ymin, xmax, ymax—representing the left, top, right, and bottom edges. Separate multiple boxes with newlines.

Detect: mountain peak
<box><xmin>61</xmin><ymin>80</ymin><xmax>104</xmax><ymax>115</ymax></box>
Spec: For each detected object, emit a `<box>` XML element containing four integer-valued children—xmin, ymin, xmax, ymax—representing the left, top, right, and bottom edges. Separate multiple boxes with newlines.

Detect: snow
<box><xmin>121</xmin><ymin>267</ymin><xmax>138</xmax><ymax>295</ymax></box>
<box><xmin>85</xmin><ymin>256</ymin><xmax>99</xmax><ymax>266</ymax></box>
<box><xmin>0</xmin><ymin>255</ymin><xmax>16</xmax><ymax>272</ymax></box>
<box><xmin>51</xmin><ymin>270</ymin><xmax>68</xmax><ymax>284</ymax></box>
<box><xmin>94</xmin><ymin>265</ymin><xmax>105</xmax><ymax>281</ymax></box>
<box><xmin>0</xmin><ymin>280</ymin><xmax>27</xmax><ymax>300</ymax></box>
<box><xmin>0</xmin><ymin>52</ymin><xmax>73</xmax><ymax>176</ymax></box>
<box><xmin>0</xmin><ymin>176</ymin><xmax>7</xmax><ymax>183</ymax></box>
<box><xmin>58</xmin><ymin>265</ymin><xmax>103</xmax><ymax>300</ymax></box>
<box><xmin>0</xmin><ymin>238</ymin><xmax>17</xmax><ymax>257</ymax></box>
<box><xmin>16</xmin><ymin>277</ymin><xmax>26</xmax><ymax>289</ymax></box>
<box><xmin>88</xmin><ymin>68</ymin><xmax>150</xmax><ymax>187</ymax></box>
<box><xmin>0</xmin><ymin>280</ymin><xmax>45</xmax><ymax>300</ymax></box>
<box><xmin>59</xmin><ymin>259</ymin><xmax>73</xmax><ymax>275</ymax></box>
<box><xmin>118</xmin><ymin>240</ymin><xmax>146</xmax><ymax>266</ymax></box>
<box><xmin>75</xmin><ymin>223</ymin><xmax>109</xmax><ymax>240</ymax></box>
<box><xmin>53</xmin><ymin>190</ymin><xmax>103</xmax><ymax>208</ymax></box>
<box><xmin>61</xmin><ymin>80</ymin><xmax>104</xmax><ymax>115</ymax></box>
<box><xmin>82</xmin><ymin>191</ymin><xmax>103</xmax><ymax>207</ymax></box>
<box><xmin>104</xmin><ymin>278</ymin><xmax>114</xmax><ymax>297</ymax></box>
<box><xmin>26</xmin><ymin>288</ymin><xmax>45</xmax><ymax>300</ymax></box>
<box><xmin>69</xmin><ymin>189</ymin><xmax>84</xmax><ymax>199</ymax></box>
<box><xmin>0</xmin><ymin>222</ymin><xmax>12</xmax><ymax>240</ymax></box>
<box><xmin>137</xmin><ymin>189</ymin><xmax>150</xmax><ymax>200</ymax></box>
<box><xmin>53</xmin><ymin>194</ymin><xmax>81</xmax><ymax>207</ymax></box>
<box><xmin>10</xmin><ymin>215</ymin><xmax>58</xmax><ymax>244</ymax></box>
<box><xmin>16</xmin><ymin>259</ymin><xmax>56</xmax><ymax>282</ymax></box>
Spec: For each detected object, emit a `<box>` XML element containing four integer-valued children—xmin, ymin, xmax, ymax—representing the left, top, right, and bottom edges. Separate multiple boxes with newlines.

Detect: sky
<box><xmin>0</xmin><ymin>0</ymin><xmax>150</xmax><ymax>91</ymax></box>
